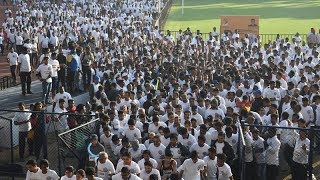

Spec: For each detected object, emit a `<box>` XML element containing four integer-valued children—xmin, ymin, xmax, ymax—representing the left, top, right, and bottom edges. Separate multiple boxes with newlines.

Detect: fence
<box><xmin>0</xmin><ymin>109</ymin><xmax>97</xmax><ymax>179</ymax></box>
<box><xmin>58</xmin><ymin>118</ymin><xmax>100</xmax><ymax>170</ymax></box>
<box><xmin>160</xmin><ymin>30</ymin><xmax>308</xmax><ymax>44</ymax></box>
<box><xmin>237</xmin><ymin>121</ymin><xmax>320</xmax><ymax>180</ymax></box>
<box><xmin>0</xmin><ymin>76</ymin><xmax>15</xmax><ymax>90</ymax></box>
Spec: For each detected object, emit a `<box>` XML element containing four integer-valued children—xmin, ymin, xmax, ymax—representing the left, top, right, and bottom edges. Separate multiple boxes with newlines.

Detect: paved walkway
<box><xmin>0</xmin><ymin>80</ymin><xmax>43</xmax><ymax>116</ymax></box>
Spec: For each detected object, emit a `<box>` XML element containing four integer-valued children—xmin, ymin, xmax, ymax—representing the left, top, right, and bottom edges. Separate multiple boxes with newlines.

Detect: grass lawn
<box><xmin>164</xmin><ymin>0</ymin><xmax>320</xmax><ymax>34</ymax></box>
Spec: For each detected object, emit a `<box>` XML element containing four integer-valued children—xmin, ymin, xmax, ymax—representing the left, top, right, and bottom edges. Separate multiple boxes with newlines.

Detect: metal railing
<box><xmin>160</xmin><ymin>30</ymin><xmax>308</xmax><ymax>44</ymax></box>
<box><xmin>0</xmin><ymin>109</ymin><xmax>97</xmax><ymax>178</ymax></box>
<box><xmin>0</xmin><ymin>76</ymin><xmax>14</xmax><ymax>90</ymax></box>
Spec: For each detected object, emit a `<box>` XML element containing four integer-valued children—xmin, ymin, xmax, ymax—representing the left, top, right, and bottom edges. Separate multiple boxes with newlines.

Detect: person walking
<box><xmin>18</xmin><ymin>47</ymin><xmax>32</xmax><ymax>96</ymax></box>
<box><xmin>7</xmin><ymin>47</ymin><xmax>18</xmax><ymax>84</ymax></box>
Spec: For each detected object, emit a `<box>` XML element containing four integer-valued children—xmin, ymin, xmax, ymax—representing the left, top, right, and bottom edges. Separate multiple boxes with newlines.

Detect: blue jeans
<box><xmin>256</xmin><ymin>163</ymin><xmax>266</xmax><ymax>180</ymax></box>
<box><xmin>42</xmin><ymin>81</ymin><xmax>52</xmax><ymax>103</ymax></box>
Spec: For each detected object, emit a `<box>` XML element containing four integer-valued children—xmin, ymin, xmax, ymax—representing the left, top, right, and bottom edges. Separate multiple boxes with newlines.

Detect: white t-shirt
<box><xmin>139</xmin><ymin>168</ymin><xmax>161</xmax><ymax>180</ymax></box>
<box><xmin>48</xmin><ymin>59</ymin><xmax>60</xmax><ymax>77</ymax></box>
<box><xmin>190</xmin><ymin>143</ymin><xmax>210</xmax><ymax>159</ymax></box>
<box><xmin>137</xmin><ymin>158</ymin><xmax>158</xmax><ymax>170</ymax></box>
<box><xmin>112</xmin><ymin>173</ymin><xmax>141</xmax><ymax>180</ymax></box>
<box><xmin>123</xmin><ymin>128</ymin><xmax>141</xmax><ymax>142</ymax></box>
<box><xmin>18</xmin><ymin>54</ymin><xmax>31</xmax><ymax>72</ymax></box>
<box><xmin>61</xmin><ymin>175</ymin><xmax>76</xmax><ymax>180</ymax></box>
<box><xmin>54</xmin><ymin>106</ymin><xmax>69</xmax><ymax>132</ymax></box>
<box><xmin>54</xmin><ymin>92</ymin><xmax>72</xmax><ymax>106</ymax></box>
<box><xmin>13</xmin><ymin>110</ymin><xmax>32</xmax><ymax>132</ymax></box>
<box><xmin>97</xmin><ymin>160</ymin><xmax>116</xmax><ymax>180</ymax></box>
<box><xmin>217</xmin><ymin>163</ymin><xmax>233</xmax><ymax>180</ymax></box>
<box><xmin>26</xmin><ymin>168</ymin><xmax>42</xmax><ymax>180</ymax></box>
<box><xmin>203</xmin><ymin>156</ymin><xmax>217</xmax><ymax>180</ymax></box>
<box><xmin>40</xmin><ymin>169</ymin><xmax>60</xmax><ymax>180</ymax></box>
<box><xmin>36</xmin><ymin>63</ymin><xmax>53</xmax><ymax>83</ymax></box>
<box><xmin>16</xmin><ymin>35</ymin><xmax>24</xmax><ymax>45</ymax></box>
<box><xmin>148</xmin><ymin>143</ymin><xmax>166</xmax><ymax>162</ymax></box>
<box><xmin>178</xmin><ymin>158</ymin><xmax>205</xmax><ymax>180</ymax></box>
<box><xmin>115</xmin><ymin>160</ymin><xmax>140</xmax><ymax>175</ymax></box>
<box><xmin>7</xmin><ymin>52</ymin><xmax>18</xmax><ymax>66</ymax></box>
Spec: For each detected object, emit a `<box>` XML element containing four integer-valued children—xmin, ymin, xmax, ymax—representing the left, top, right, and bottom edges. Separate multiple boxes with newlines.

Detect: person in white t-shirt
<box><xmin>190</xmin><ymin>135</ymin><xmax>210</xmax><ymax>159</ymax></box>
<box><xmin>36</xmin><ymin>56</ymin><xmax>53</xmax><ymax>104</ymax></box>
<box><xmin>13</xmin><ymin>102</ymin><xmax>32</xmax><ymax>161</ymax></box>
<box><xmin>147</xmin><ymin>135</ymin><xmax>166</xmax><ymax>163</ymax></box>
<box><xmin>96</xmin><ymin>151</ymin><xmax>116</xmax><ymax>180</ymax></box>
<box><xmin>26</xmin><ymin>159</ymin><xmax>42</xmax><ymax>180</ymax></box>
<box><xmin>54</xmin><ymin>98</ymin><xmax>69</xmax><ymax>133</ymax></box>
<box><xmin>178</xmin><ymin>151</ymin><xmax>205</xmax><ymax>180</ymax></box>
<box><xmin>203</xmin><ymin>147</ymin><xmax>218</xmax><ymax>180</ymax></box>
<box><xmin>53</xmin><ymin>86</ymin><xmax>72</xmax><ymax>108</ymax></box>
<box><xmin>216</xmin><ymin>153</ymin><xmax>233</xmax><ymax>180</ymax></box>
<box><xmin>49</xmin><ymin>52</ymin><xmax>60</xmax><ymax>97</ymax></box>
<box><xmin>123</xmin><ymin>119</ymin><xmax>142</xmax><ymax>142</ymax></box>
<box><xmin>140</xmin><ymin>161</ymin><xmax>161</xmax><ymax>180</ymax></box>
<box><xmin>138</xmin><ymin>150</ymin><xmax>158</xmax><ymax>170</ymax></box>
<box><xmin>61</xmin><ymin>166</ymin><xmax>77</xmax><ymax>180</ymax></box>
<box><xmin>116</xmin><ymin>151</ymin><xmax>141</xmax><ymax>176</ymax></box>
<box><xmin>112</xmin><ymin>167</ymin><xmax>142</xmax><ymax>180</ymax></box>
<box><xmin>39</xmin><ymin>159</ymin><xmax>60</xmax><ymax>180</ymax></box>
<box><xmin>7</xmin><ymin>48</ymin><xmax>18</xmax><ymax>82</ymax></box>
<box><xmin>18</xmin><ymin>50</ymin><xmax>32</xmax><ymax>95</ymax></box>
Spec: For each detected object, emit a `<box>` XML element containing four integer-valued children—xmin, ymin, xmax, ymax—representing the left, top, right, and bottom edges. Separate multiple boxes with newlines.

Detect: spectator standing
<box><xmin>30</xmin><ymin>102</ymin><xmax>48</xmax><ymax>160</ymax></box>
<box><xmin>18</xmin><ymin>47</ymin><xmax>32</xmax><ymax>96</ymax></box>
<box><xmin>81</xmin><ymin>46</ymin><xmax>95</xmax><ymax>91</ymax></box>
<box><xmin>49</xmin><ymin>52</ymin><xmax>60</xmax><ymax>97</ymax></box>
<box><xmin>13</xmin><ymin>102</ymin><xmax>32</xmax><ymax>161</ymax></box>
<box><xmin>36</xmin><ymin>56</ymin><xmax>53</xmax><ymax>104</ymax></box>
<box><xmin>66</xmin><ymin>48</ymin><xmax>79</xmax><ymax>94</ymax></box>
<box><xmin>57</xmin><ymin>48</ymin><xmax>67</xmax><ymax>88</ymax></box>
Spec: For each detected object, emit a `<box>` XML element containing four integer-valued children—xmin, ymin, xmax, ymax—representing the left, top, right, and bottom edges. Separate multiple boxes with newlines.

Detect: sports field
<box><xmin>164</xmin><ymin>0</ymin><xmax>320</xmax><ymax>34</ymax></box>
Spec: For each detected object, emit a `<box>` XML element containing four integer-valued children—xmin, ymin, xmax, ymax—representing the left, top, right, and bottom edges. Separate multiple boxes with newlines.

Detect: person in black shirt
<box><xmin>251</xmin><ymin>90</ymin><xmax>264</xmax><ymax>113</ymax></box>
<box><xmin>30</xmin><ymin>102</ymin><xmax>47</xmax><ymax>160</ymax></box>
<box><xmin>57</xmin><ymin>47</ymin><xmax>67</xmax><ymax>88</ymax></box>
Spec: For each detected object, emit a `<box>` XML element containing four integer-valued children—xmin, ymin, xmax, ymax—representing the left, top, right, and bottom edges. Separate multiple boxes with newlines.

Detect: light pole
<box><xmin>182</xmin><ymin>0</ymin><xmax>184</xmax><ymax>15</ymax></box>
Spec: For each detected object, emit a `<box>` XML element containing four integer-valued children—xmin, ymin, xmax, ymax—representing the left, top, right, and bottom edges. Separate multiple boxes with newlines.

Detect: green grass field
<box><xmin>164</xmin><ymin>0</ymin><xmax>320</xmax><ymax>34</ymax></box>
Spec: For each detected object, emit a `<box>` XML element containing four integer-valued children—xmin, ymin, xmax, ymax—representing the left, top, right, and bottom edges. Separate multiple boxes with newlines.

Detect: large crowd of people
<box><xmin>3</xmin><ymin>0</ymin><xmax>320</xmax><ymax>180</ymax></box>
